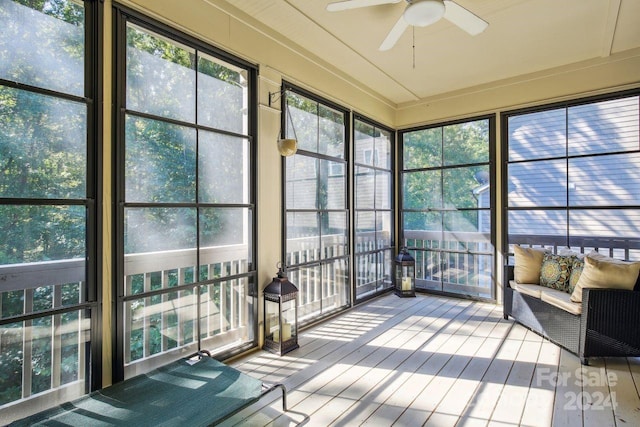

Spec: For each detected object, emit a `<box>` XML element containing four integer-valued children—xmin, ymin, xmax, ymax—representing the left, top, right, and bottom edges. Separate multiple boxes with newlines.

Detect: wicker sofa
<box><xmin>503</xmin><ymin>262</ymin><xmax>640</xmax><ymax>365</ymax></box>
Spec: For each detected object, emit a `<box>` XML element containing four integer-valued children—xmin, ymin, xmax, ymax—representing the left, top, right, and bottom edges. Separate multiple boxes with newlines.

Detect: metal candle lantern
<box><xmin>395</xmin><ymin>247</ymin><xmax>416</xmax><ymax>297</ymax></box>
<box><xmin>263</xmin><ymin>264</ymin><xmax>299</xmax><ymax>355</ymax></box>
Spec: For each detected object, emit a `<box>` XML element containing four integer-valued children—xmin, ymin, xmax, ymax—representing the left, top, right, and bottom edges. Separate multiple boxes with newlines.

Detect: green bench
<box><xmin>10</xmin><ymin>353</ymin><xmax>287</xmax><ymax>426</ymax></box>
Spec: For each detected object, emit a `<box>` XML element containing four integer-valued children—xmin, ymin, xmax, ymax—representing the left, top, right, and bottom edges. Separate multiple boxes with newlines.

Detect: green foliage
<box><xmin>1</xmin><ymin>0</ymin><xmax>85</xmax><ymax>94</ymax></box>
<box><xmin>0</xmin><ymin>0</ymin><xmax>87</xmax><ymax>406</ymax></box>
<box><xmin>125</xmin><ymin>117</ymin><xmax>196</xmax><ymax>204</ymax></box>
<box><xmin>1</xmin><ymin>0</ymin><xmax>87</xmax><ymax>267</ymax></box>
<box><xmin>0</xmin><ymin>323</ymin><xmax>23</xmax><ymax>406</ymax></box>
<box><xmin>0</xmin><ymin>205</ymin><xmax>86</xmax><ymax>265</ymax></box>
<box><xmin>127</xmin><ymin>26</ymin><xmax>195</xmax><ymax>69</ymax></box>
<box><xmin>354</xmin><ymin>119</ymin><xmax>375</xmax><ymax>137</ymax></box>
<box><xmin>1</xmin><ymin>0</ymin><xmax>253</xmax><ymax>404</ymax></box>
<box><xmin>286</xmin><ymin>92</ymin><xmax>345</xmax><ymax>156</ymax></box>
<box><xmin>124</xmin><ymin>25</ymin><xmax>250</xmax><ymax>256</ymax></box>
<box><xmin>31</xmin><ymin>316</ymin><xmax>53</xmax><ymax>394</ymax></box>
<box><xmin>1</xmin><ymin>291</ymin><xmax>24</xmax><ymax>317</ymax></box>
<box><xmin>0</xmin><ymin>87</ymin><xmax>85</xmax><ymax>201</ymax></box>
<box><xmin>403</xmin><ymin>120</ymin><xmax>490</xmax><ymax>231</ymax></box>
<box><xmin>14</xmin><ymin>0</ymin><xmax>83</xmax><ymax>26</ymax></box>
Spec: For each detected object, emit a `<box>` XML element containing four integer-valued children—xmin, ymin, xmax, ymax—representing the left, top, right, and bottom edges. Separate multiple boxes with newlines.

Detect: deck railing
<box><xmin>117</xmin><ymin>228</ymin><xmax>411</xmax><ymax>361</ymax></box>
<box><xmin>286</xmin><ymin>234</ymin><xmax>349</xmax><ymax>322</ymax></box>
<box><xmin>506</xmin><ymin>234</ymin><xmax>640</xmax><ymax>261</ymax></box>
<box><xmin>121</xmin><ymin>244</ymin><xmax>252</xmax><ymax>376</ymax></box>
<box><xmin>354</xmin><ymin>231</ymin><xmax>394</xmax><ymax>298</ymax></box>
<box><xmin>2</xmin><ymin>231</ymin><xmax>637</xmax><ymax>402</ymax></box>
<box><xmin>0</xmin><ymin>234</ymin><xmax>372</xmax><ymax>381</ymax></box>
<box><xmin>0</xmin><ymin>258</ymin><xmax>88</xmax><ymax>408</ymax></box>
<box><xmin>287</xmin><ymin>231</ymin><xmax>393</xmax><ymax>317</ymax></box>
<box><xmin>404</xmin><ymin>230</ymin><xmax>640</xmax><ymax>298</ymax></box>
<box><xmin>404</xmin><ymin>229</ymin><xmax>494</xmax><ymax>298</ymax></box>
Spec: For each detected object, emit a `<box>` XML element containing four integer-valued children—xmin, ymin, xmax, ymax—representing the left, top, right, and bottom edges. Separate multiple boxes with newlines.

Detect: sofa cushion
<box><xmin>510</xmin><ymin>281</ymin><xmax>545</xmax><ymax>298</ymax></box>
<box><xmin>570</xmin><ymin>251</ymin><xmax>640</xmax><ymax>302</ymax></box>
<box><xmin>568</xmin><ymin>257</ymin><xmax>584</xmax><ymax>294</ymax></box>
<box><xmin>541</xmin><ymin>288</ymin><xmax>582</xmax><ymax>315</ymax></box>
<box><xmin>539</xmin><ymin>253</ymin><xmax>574</xmax><ymax>292</ymax></box>
<box><xmin>514</xmin><ymin>245</ymin><xmax>550</xmax><ymax>284</ymax></box>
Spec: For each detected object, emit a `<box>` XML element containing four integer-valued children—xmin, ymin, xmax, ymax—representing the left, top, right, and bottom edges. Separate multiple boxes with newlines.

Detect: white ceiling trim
<box><xmin>396</xmin><ymin>47</ymin><xmax>640</xmax><ymax>112</ymax></box>
<box><xmin>601</xmin><ymin>0</ymin><xmax>622</xmax><ymax>57</ymax></box>
<box><xmin>202</xmin><ymin>0</ymin><xmax>404</xmax><ymax>109</ymax></box>
<box><xmin>283</xmin><ymin>0</ymin><xmax>422</xmax><ymax>101</ymax></box>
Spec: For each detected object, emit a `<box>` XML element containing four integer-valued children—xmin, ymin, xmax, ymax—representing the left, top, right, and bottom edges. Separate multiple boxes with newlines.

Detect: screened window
<box><xmin>283</xmin><ymin>85</ymin><xmax>350</xmax><ymax>323</ymax></box>
<box><xmin>0</xmin><ymin>0</ymin><xmax>99</xmax><ymax>419</ymax></box>
<box><xmin>401</xmin><ymin>117</ymin><xmax>495</xmax><ymax>299</ymax></box>
<box><xmin>505</xmin><ymin>92</ymin><xmax>640</xmax><ymax>260</ymax></box>
<box><xmin>354</xmin><ymin>116</ymin><xmax>394</xmax><ymax>301</ymax></box>
<box><xmin>116</xmin><ymin>11</ymin><xmax>257</xmax><ymax>380</ymax></box>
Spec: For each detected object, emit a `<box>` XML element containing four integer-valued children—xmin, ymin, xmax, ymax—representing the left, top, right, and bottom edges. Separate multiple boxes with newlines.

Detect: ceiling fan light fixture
<box><xmin>403</xmin><ymin>0</ymin><xmax>445</xmax><ymax>27</ymax></box>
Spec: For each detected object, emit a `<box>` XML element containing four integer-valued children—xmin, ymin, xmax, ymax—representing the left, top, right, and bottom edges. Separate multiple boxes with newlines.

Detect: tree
<box><xmin>403</xmin><ymin>120</ymin><xmax>489</xmax><ymax>231</ymax></box>
<box><xmin>0</xmin><ymin>0</ymin><xmax>85</xmax><ymax>406</ymax></box>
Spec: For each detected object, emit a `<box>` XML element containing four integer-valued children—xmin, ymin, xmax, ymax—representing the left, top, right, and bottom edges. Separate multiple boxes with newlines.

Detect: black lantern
<box><xmin>395</xmin><ymin>247</ymin><xmax>416</xmax><ymax>297</ymax></box>
<box><xmin>263</xmin><ymin>264</ymin><xmax>299</xmax><ymax>355</ymax></box>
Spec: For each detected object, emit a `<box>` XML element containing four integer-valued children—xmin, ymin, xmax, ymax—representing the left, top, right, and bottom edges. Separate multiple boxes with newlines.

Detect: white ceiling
<box><xmin>217</xmin><ymin>0</ymin><xmax>640</xmax><ymax>106</ymax></box>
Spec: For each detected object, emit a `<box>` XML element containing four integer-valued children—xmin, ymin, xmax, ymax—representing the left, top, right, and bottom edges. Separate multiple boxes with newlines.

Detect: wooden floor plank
<box><xmin>370</xmin><ymin>302</ymin><xmax>494</xmax><ymax>425</ymax></box>
<box><xmin>303</xmin><ymin>396</ymin><xmax>358</xmax><ymax>427</ymax></box>
<box><xmin>629</xmin><ymin>357</ymin><xmax>640</xmax><ymax>378</ymax></box>
<box><xmin>454</xmin><ymin>323</ymin><xmax>521</xmax><ymax>425</ymax></box>
<box><xmin>426</xmin><ymin>333</ymin><xmax>506</xmax><ymax>425</ymax></box>
<box><xmin>520</xmin><ymin>341</ymin><xmax>560</xmax><ymax>427</ymax></box>
<box><xmin>605</xmin><ymin>358</ymin><xmax>640</xmax><ymax>427</ymax></box>
<box><xmin>272</xmin><ymin>298</ymin><xmax>457</xmax><ymax>424</ymax></box>
<box><xmin>490</xmin><ymin>334</ymin><xmax>542</xmax><ymax>425</ymax></box>
<box><xmin>400</xmin><ymin>306</ymin><xmax>504</xmax><ymax>426</ymax></box>
<box><xmin>413</xmin><ymin>338</ymin><xmax>487</xmax><ymax>427</ymax></box>
<box><xmin>551</xmin><ymin>349</ymin><xmax>584</xmax><ymax>427</ymax></box>
<box><xmin>346</xmin><ymin>300</ymin><xmax>479</xmax><ymax>425</ymax></box>
<box><xmin>215</xmin><ymin>294</ymin><xmax>639</xmax><ymax>427</ymax></box>
<box><xmin>580</xmin><ymin>358</ymin><xmax>616</xmax><ymax>427</ymax></box>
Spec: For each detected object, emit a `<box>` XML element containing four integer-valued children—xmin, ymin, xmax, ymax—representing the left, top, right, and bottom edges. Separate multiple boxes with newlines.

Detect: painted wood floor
<box><xmin>221</xmin><ymin>294</ymin><xmax>640</xmax><ymax>427</ymax></box>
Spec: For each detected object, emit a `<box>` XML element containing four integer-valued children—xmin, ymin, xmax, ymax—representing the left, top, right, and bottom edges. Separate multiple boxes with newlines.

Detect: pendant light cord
<box><xmin>285</xmin><ymin>97</ymin><xmax>298</xmax><ymax>141</ymax></box>
<box><xmin>412</xmin><ymin>26</ymin><xmax>416</xmax><ymax>69</ymax></box>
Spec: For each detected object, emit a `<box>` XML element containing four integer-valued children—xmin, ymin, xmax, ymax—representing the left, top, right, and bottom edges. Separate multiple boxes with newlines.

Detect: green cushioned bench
<box><xmin>10</xmin><ymin>354</ymin><xmax>287</xmax><ymax>426</ymax></box>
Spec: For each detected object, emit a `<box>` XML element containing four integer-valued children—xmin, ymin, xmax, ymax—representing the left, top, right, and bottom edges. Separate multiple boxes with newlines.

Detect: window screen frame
<box><xmin>281</xmin><ymin>81</ymin><xmax>352</xmax><ymax>326</ymax></box>
<box><xmin>399</xmin><ymin>114</ymin><xmax>496</xmax><ymax>301</ymax></box>
<box><xmin>501</xmin><ymin>88</ymin><xmax>640</xmax><ymax>262</ymax></box>
<box><xmin>112</xmin><ymin>4</ymin><xmax>258</xmax><ymax>382</ymax></box>
<box><xmin>352</xmin><ymin>113</ymin><xmax>396</xmax><ymax>303</ymax></box>
<box><xmin>0</xmin><ymin>0</ymin><xmax>103</xmax><ymax>415</ymax></box>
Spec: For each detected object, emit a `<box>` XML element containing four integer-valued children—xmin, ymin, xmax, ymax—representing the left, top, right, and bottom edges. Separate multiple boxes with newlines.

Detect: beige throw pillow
<box><xmin>514</xmin><ymin>245</ymin><xmax>549</xmax><ymax>284</ymax></box>
<box><xmin>570</xmin><ymin>251</ymin><xmax>640</xmax><ymax>302</ymax></box>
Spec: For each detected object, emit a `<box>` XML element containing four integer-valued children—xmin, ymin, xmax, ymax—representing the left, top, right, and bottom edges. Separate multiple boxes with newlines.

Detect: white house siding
<box><xmin>505</xmin><ymin>94</ymin><xmax>640</xmax><ymax>260</ymax></box>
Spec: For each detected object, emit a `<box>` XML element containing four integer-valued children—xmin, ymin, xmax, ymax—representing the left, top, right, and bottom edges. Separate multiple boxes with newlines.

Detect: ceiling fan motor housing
<box><xmin>404</xmin><ymin>0</ymin><xmax>446</xmax><ymax>27</ymax></box>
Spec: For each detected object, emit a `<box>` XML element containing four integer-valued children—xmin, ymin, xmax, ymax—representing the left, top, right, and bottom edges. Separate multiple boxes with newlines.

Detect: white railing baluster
<box><xmin>220</xmin><ymin>280</ymin><xmax>228</xmax><ymax>333</ymax></box>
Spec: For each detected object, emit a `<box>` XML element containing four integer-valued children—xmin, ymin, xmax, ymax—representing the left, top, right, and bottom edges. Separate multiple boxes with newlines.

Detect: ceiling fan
<box><xmin>326</xmin><ymin>0</ymin><xmax>488</xmax><ymax>51</ymax></box>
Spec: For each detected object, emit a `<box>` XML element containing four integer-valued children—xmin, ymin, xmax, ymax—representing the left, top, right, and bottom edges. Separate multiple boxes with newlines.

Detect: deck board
<box><xmin>221</xmin><ymin>294</ymin><xmax>638</xmax><ymax>427</ymax></box>
<box><xmin>606</xmin><ymin>358</ymin><xmax>640</xmax><ymax>426</ymax></box>
<box><xmin>520</xmin><ymin>341</ymin><xmax>560</xmax><ymax>427</ymax></box>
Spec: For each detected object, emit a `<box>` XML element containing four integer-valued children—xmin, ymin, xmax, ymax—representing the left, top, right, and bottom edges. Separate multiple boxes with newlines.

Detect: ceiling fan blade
<box><xmin>443</xmin><ymin>0</ymin><xmax>488</xmax><ymax>35</ymax></box>
<box><xmin>326</xmin><ymin>0</ymin><xmax>401</xmax><ymax>13</ymax></box>
<box><xmin>379</xmin><ymin>15</ymin><xmax>409</xmax><ymax>51</ymax></box>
